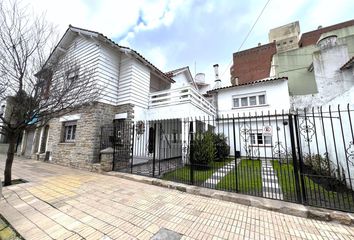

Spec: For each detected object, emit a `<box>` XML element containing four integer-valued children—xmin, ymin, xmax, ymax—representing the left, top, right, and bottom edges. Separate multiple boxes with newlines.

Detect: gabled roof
<box><xmin>165</xmin><ymin>66</ymin><xmax>190</xmax><ymax>77</ymax></box>
<box><xmin>299</xmin><ymin>19</ymin><xmax>354</xmax><ymax>47</ymax></box>
<box><xmin>207</xmin><ymin>77</ymin><xmax>288</xmax><ymax>93</ymax></box>
<box><xmin>165</xmin><ymin>66</ymin><xmax>197</xmax><ymax>88</ymax></box>
<box><xmin>41</xmin><ymin>25</ymin><xmax>174</xmax><ymax>83</ymax></box>
<box><xmin>340</xmin><ymin>56</ymin><xmax>354</xmax><ymax>70</ymax></box>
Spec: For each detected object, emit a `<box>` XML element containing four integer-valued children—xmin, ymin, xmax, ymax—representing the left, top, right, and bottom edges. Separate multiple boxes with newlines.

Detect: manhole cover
<box><xmin>150</xmin><ymin>228</ymin><xmax>182</xmax><ymax>240</ymax></box>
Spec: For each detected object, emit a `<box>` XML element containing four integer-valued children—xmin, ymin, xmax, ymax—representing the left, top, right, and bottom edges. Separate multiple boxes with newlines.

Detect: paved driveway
<box><xmin>1</xmin><ymin>155</ymin><xmax>354</xmax><ymax>240</ymax></box>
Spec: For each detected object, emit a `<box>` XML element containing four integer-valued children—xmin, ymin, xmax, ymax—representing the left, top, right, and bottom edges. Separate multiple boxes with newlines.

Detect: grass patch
<box><xmin>272</xmin><ymin>161</ymin><xmax>354</xmax><ymax>211</ymax></box>
<box><xmin>162</xmin><ymin>158</ymin><xmax>233</xmax><ymax>185</ymax></box>
<box><xmin>216</xmin><ymin>159</ymin><xmax>262</xmax><ymax>196</ymax></box>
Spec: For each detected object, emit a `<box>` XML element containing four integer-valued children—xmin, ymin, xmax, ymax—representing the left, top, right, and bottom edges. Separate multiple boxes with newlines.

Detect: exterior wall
<box><xmin>273</xmin><ymin>45</ymin><xmax>317</xmax><ymax>95</ymax></box>
<box><xmin>217</xmin><ymin>79</ymin><xmax>290</xmax><ymax>116</ymax></box>
<box><xmin>150</xmin><ymin>73</ymin><xmax>171</xmax><ymax>92</ymax></box>
<box><xmin>171</xmin><ymin>71</ymin><xmax>194</xmax><ymax>89</ymax></box>
<box><xmin>290</xmin><ymin>36</ymin><xmax>354</xmax><ymax>109</ymax></box>
<box><xmin>214</xmin><ymin>79</ymin><xmax>290</xmax><ymax>159</ymax></box>
<box><xmin>269</xmin><ymin>21</ymin><xmax>300</xmax><ymax>52</ymax></box>
<box><xmin>274</xmin><ymin>26</ymin><xmax>354</xmax><ymax>97</ymax></box>
<box><xmin>230</xmin><ymin>42</ymin><xmax>276</xmax><ymax>86</ymax></box>
<box><xmin>97</xmin><ymin>42</ymin><xmax>121</xmax><ymax>105</ymax></box>
<box><xmin>216</xmin><ymin>118</ymin><xmax>291</xmax><ymax>160</ymax></box>
<box><xmin>46</xmin><ymin>102</ymin><xmax>134</xmax><ymax>170</ymax></box>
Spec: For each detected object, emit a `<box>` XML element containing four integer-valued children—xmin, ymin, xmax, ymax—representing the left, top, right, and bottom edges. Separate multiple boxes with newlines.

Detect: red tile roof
<box><xmin>207</xmin><ymin>77</ymin><xmax>288</xmax><ymax>93</ymax></box>
<box><xmin>298</xmin><ymin>19</ymin><xmax>354</xmax><ymax>47</ymax></box>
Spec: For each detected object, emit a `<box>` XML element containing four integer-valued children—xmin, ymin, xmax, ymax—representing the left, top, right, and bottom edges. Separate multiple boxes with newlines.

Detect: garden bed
<box><xmin>216</xmin><ymin>159</ymin><xmax>262</xmax><ymax>196</ymax></box>
<box><xmin>162</xmin><ymin>158</ymin><xmax>233</xmax><ymax>185</ymax></box>
<box><xmin>272</xmin><ymin>161</ymin><xmax>354</xmax><ymax>211</ymax></box>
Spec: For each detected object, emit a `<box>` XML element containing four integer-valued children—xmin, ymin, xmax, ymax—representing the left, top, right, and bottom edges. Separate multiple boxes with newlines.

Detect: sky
<box><xmin>22</xmin><ymin>0</ymin><xmax>354</xmax><ymax>86</ymax></box>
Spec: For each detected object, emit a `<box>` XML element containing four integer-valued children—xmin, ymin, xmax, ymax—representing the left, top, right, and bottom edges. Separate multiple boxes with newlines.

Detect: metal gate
<box><xmin>112</xmin><ymin>119</ymin><xmax>183</xmax><ymax>177</ymax></box>
<box><xmin>112</xmin><ymin>119</ymin><xmax>133</xmax><ymax>171</ymax></box>
<box><xmin>103</xmin><ymin>105</ymin><xmax>354</xmax><ymax>212</ymax></box>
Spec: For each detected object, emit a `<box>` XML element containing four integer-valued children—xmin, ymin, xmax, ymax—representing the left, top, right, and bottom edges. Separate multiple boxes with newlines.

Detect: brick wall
<box><xmin>46</xmin><ymin>102</ymin><xmax>134</xmax><ymax>171</ymax></box>
<box><xmin>230</xmin><ymin>42</ymin><xmax>276</xmax><ymax>85</ymax></box>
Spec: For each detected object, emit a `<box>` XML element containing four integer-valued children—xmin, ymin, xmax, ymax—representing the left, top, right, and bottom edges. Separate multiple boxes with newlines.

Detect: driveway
<box><xmin>1</xmin><ymin>155</ymin><xmax>354</xmax><ymax>240</ymax></box>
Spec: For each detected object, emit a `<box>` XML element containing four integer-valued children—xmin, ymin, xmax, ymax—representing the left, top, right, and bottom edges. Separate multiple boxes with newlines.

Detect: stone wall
<box><xmin>46</xmin><ymin>102</ymin><xmax>134</xmax><ymax>171</ymax></box>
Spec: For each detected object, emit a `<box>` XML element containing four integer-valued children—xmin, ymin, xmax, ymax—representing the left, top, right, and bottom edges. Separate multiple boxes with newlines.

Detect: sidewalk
<box><xmin>1</xmin><ymin>155</ymin><xmax>354</xmax><ymax>240</ymax></box>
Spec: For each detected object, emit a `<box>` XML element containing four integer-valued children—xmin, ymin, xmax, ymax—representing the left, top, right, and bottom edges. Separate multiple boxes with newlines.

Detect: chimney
<box><xmin>213</xmin><ymin>64</ymin><xmax>219</xmax><ymax>80</ymax></box>
<box><xmin>258</xmin><ymin>43</ymin><xmax>261</xmax><ymax>46</ymax></box>
<box><xmin>317</xmin><ymin>25</ymin><xmax>322</xmax><ymax>29</ymax></box>
<box><xmin>213</xmin><ymin>64</ymin><xmax>222</xmax><ymax>89</ymax></box>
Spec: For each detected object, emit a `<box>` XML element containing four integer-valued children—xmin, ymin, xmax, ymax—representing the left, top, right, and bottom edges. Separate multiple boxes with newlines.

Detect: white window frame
<box><xmin>63</xmin><ymin>121</ymin><xmax>77</xmax><ymax>142</ymax></box>
<box><xmin>232</xmin><ymin>91</ymin><xmax>267</xmax><ymax>109</ymax></box>
<box><xmin>249</xmin><ymin>130</ymin><xmax>272</xmax><ymax>146</ymax></box>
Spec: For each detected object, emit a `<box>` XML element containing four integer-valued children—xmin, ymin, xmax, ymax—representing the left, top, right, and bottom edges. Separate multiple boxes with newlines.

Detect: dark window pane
<box><xmin>241</xmin><ymin>97</ymin><xmax>248</xmax><ymax>106</ymax></box>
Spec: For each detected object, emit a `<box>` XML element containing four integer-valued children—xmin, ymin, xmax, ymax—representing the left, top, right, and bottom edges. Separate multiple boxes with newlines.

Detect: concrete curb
<box><xmin>104</xmin><ymin>171</ymin><xmax>354</xmax><ymax>226</ymax></box>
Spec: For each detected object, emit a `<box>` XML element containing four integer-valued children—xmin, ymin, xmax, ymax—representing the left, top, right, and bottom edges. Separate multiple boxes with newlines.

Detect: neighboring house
<box><xmin>229</xmin><ymin>19</ymin><xmax>354</xmax><ymax>108</ymax></box>
<box><xmin>18</xmin><ymin>25</ymin><xmax>215</xmax><ymax>170</ymax></box>
<box><xmin>207</xmin><ymin>77</ymin><xmax>290</xmax><ymax>158</ymax></box>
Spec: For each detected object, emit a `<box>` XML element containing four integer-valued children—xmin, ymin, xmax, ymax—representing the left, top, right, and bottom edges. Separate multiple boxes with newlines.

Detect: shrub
<box><xmin>303</xmin><ymin>154</ymin><xmax>334</xmax><ymax>177</ymax></box>
<box><xmin>213</xmin><ymin>133</ymin><xmax>230</xmax><ymax>161</ymax></box>
<box><xmin>191</xmin><ymin>131</ymin><xmax>216</xmax><ymax>166</ymax></box>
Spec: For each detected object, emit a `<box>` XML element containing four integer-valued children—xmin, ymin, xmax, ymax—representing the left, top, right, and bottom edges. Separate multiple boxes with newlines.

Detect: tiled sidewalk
<box><xmin>1</xmin><ymin>155</ymin><xmax>354</xmax><ymax>240</ymax></box>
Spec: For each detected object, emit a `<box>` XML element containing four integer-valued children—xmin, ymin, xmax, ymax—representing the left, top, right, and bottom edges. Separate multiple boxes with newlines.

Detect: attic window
<box><xmin>65</xmin><ymin>67</ymin><xmax>80</xmax><ymax>82</ymax></box>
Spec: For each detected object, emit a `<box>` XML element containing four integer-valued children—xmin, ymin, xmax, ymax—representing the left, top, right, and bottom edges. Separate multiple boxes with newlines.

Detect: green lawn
<box><xmin>216</xmin><ymin>159</ymin><xmax>262</xmax><ymax>196</ymax></box>
<box><xmin>162</xmin><ymin>158</ymin><xmax>233</xmax><ymax>185</ymax></box>
<box><xmin>272</xmin><ymin>161</ymin><xmax>354</xmax><ymax>211</ymax></box>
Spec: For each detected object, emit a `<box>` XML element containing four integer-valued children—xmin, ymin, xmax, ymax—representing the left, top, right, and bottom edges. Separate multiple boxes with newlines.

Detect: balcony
<box><xmin>148</xmin><ymin>86</ymin><xmax>216</xmax><ymax>118</ymax></box>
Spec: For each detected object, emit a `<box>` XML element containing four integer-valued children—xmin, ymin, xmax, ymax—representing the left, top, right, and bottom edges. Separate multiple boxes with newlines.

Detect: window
<box><xmin>232</xmin><ymin>92</ymin><xmax>266</xmax><ymax>109</ymax></box>
<box><xmin>63</xmin><ymin>121</ymin><xmax>77</xmax><ymax>142</ymax></box>
<box><xmin>233</xmin><ymin>98</ymin><xmax>239</xmax><ymax>108</ymax></box>
<box><xmin>249</xmin><ymin>96</ymin><xmax>257</xmax><ymax>106</ymax></box>
<box><xmin>241</xmin><ymin>97</ymin><xmax>248</xmax><ymax>106</ymax></box>
<box><xmin>259</xmin><ymin>95</ymin><xmax>266</xmax><ymax>105</ymax></box>
<box><xmin>250</xmin><ymin>132</ymin><xmax>272</xmax><ymax>146</ymax></box>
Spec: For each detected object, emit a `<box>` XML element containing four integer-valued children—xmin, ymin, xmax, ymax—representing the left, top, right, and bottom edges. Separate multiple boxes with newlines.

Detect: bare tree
<box><xmin>0</xmin><ymin>0</ymin><xmax>99</xmax><ymax>186</ymax></box>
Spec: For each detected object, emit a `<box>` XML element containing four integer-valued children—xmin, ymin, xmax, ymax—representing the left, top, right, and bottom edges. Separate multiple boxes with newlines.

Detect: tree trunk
<box><xmin>4</xmin><ymin>133</ymin><xmax>17</xmax><ymax>186</ymax></box>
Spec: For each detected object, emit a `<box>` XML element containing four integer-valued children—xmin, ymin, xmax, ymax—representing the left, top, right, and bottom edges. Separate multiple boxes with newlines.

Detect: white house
<box><xmin>207</xmin><ymin>77</ymin><xmax>290</xmax><ymax>159</ymax></box>
<box><xmin>18</xmin><ymin>25</ymin><xmax>215</xmax><ymax>170</ymax></box>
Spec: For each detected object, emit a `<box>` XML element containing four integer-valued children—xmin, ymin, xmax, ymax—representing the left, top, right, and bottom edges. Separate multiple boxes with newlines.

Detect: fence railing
<box><xmin>100</xmin><ymin>104</ymin><xmax>354</xmax><ymax>212</ymax></box>
<box><xmin>149</xmin><ymin>86</ymin><xmax>216</xmax><ymax>115</ymax></box>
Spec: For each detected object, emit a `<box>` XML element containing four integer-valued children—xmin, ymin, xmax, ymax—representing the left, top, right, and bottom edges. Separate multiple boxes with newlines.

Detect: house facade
<box><xmin>18</xmin><ymin>26</ymin><xmax>215</xmax><ymax>171</ymax></box>
<box><xmin>208</xmin><ymin>77</ymin><xmax>290</xmax><ymax>159</ymax></box>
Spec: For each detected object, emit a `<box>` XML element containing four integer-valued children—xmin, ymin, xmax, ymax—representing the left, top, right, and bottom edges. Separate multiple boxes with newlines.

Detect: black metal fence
<box><xmin>100</xmin><ymin>104</ymin><xmax>354</xmax><ymax>212</ymax></box>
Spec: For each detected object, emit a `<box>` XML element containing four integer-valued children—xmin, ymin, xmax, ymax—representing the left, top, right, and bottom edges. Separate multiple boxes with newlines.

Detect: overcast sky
<box><xmin>24</xmin><ymin>0</ymin><xmax>354</xmax><ymax>86</ymax></box>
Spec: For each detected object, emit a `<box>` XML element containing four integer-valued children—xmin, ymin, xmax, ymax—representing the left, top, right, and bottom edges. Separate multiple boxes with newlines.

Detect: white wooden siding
<box><xmin>96</xmin><ymin>43</ymin><xmax>121</xmax><ymax>105</ymax></box>
<box><xmin>57</xmin><ymin>33</ymin><xmax>172</xmax><ymax>109</ymax></box>
<box><xmin>52</xmin><ymin>34</ymin><xmax>100</xmax><ymax>98</ymax></box>
<box><xmin>130</xmin><ymin>59</ymin><xmax>150</xmax><ymax>108</ymax></box>
<box><xmin>117</xmin><ymin>57</ymin><xmax>133</xmax><ymax>105</ymax></box>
